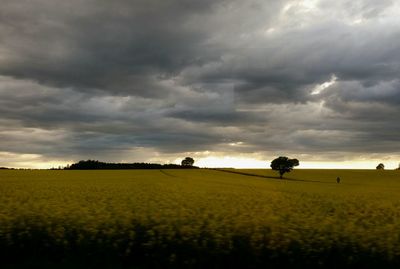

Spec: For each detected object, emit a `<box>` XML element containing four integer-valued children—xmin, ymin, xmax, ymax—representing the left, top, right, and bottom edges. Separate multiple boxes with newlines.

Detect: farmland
<box><xmin>1</xmin><ymin>169</ymin><xmax>400</xmax><ymax>268</ymax></box>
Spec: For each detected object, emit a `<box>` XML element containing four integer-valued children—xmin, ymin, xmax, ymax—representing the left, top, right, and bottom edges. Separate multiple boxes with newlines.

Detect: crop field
<box><xmin>1</xmin><ymin>169</ymin><xmax>400</xmax><ymax>268</ymax></box>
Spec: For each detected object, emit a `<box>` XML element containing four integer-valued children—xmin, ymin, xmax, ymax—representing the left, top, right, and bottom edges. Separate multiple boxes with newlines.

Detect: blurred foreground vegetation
<box><xmin>1</xmin><ymin>169</ymin><xmax>400</xmax><ymax>268</ymax></box>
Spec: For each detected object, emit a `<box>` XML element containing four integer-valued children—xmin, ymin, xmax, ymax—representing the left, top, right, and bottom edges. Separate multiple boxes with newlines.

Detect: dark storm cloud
<box><xmin>0</xmin><ymin>0</ymin><xmax>224</xmax><ymax>96</ymax></box>
<box><xmin>189</xmin><ymin>20</ymin><xmax>400</xmax><ymax>104</ymax></box>
<box><xmin>0</xmin><ymin>0</ymin><xmax>400</xmax><ymax>166</ymax></box>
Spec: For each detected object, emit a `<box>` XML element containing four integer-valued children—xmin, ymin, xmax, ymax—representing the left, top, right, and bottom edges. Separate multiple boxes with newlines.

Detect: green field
<box><xmin>1</xmin><ymin>169</ymin><xmax>400</xmax><ymax>268</ymax></box>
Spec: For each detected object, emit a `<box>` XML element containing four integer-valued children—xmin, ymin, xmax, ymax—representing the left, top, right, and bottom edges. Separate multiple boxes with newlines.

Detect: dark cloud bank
<box><xmin>0</xmin><ymin>0</ymin><xmax>399</xmax><ymax>167</ymax></box>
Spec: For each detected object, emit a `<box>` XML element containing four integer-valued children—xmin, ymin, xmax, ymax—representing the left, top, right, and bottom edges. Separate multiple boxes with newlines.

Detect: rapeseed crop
<box><xmin>0</xmin><ymin>169</ymin><xmax>400</xmax><ymax>268</ymax></box>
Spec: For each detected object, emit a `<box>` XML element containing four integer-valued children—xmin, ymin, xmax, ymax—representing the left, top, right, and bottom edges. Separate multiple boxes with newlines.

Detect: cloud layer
<box><xmin>1</xmin><ymin>0</ymin><xmax>400</xmax><ymax>167</ymax></box>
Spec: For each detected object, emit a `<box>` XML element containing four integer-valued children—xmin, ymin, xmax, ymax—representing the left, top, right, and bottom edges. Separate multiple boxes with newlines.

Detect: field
<box><xmin>1</xmin><ymin>169</ymin><xmax>400</xmax><ymax>268</ymax></box>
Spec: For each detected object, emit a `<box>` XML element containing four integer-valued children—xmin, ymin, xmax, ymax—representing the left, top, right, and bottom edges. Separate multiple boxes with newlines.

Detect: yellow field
<box><xmin>0</xmin><ymin>169</ymin><xmax>400</xmax><ymax>268</ymax></box>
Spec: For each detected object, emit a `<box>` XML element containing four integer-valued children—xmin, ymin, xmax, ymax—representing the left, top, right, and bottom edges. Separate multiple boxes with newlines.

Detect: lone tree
<box><xmin>376</xmin><ymin>163</ymin><xmax>385</xmax><ymax>170</ymax></box>
<box><xmin>270</xmin><ymin>156</ymin><xmax>299</xmax><ymax>179</ymax></box>
<box><xmin>181</xmin><ymin>157</ymin><xmax>195</xmax><ymax>167</ymax></box>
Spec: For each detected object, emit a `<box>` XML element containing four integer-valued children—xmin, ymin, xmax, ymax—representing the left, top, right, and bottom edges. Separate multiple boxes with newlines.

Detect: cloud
<box><xmin>0</xmin><ymin>0</ymin><xmax>400</xmax><ymax>167</ymax></box>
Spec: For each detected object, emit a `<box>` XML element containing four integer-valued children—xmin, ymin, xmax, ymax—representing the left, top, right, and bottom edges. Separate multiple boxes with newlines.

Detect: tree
<box><xmin>181</xmin><ymin>157</ymin><xmax>195</xmax><ymax>167</ymax></box>
<box><xmin>270</xmin><ymin>156</ymin><xmax>299</xmax><ymax>179</ymax></box>
<box><xmin>376</xmin><ymin>163</ymin><xmax>385</xmax><ymax>170</ymax></box>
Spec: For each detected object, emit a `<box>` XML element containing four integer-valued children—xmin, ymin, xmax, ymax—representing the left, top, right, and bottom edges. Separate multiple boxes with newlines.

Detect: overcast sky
<box><xmin>1</xmin><ymin>0</ymin><xmax>400</xmax><ymax>168</ymax></box>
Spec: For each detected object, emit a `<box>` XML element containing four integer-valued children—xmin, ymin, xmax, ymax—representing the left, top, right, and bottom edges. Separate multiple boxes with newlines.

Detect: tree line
<box><xmin>64</xmin><ymin>158</ymin><xmax>198</xmax><ymax>170</ymax></box>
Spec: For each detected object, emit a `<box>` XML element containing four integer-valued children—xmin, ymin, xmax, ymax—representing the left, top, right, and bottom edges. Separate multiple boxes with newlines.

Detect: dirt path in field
<box><xmin>211</xmin><ymin>168</ymin><xmax>332</xmax><ymax>184</ymax></box>
<box><xmin>158</xmin><ymin>169</ymin><xmax>179</xmax><ymax>178</ymax></box>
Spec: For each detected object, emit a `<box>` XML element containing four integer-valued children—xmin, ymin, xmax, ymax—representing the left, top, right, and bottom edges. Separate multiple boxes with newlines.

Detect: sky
<box><xmin>1</xmin><ymin>0</ymin><xmax>400</xmax><ymax>169</ymax></box>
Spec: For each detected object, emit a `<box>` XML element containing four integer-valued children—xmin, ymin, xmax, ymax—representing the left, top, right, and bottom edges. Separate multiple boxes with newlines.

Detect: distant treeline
<box><xmin>64</xmin><ymin>160</ymin><xmax>199</xmax><ymax>170</ymax></box>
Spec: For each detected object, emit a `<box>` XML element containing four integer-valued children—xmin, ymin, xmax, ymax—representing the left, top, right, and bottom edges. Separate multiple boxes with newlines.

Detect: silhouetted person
<box><xmin>336</xmin><ymin>177</ymin><xmax>341</xmax><ymax>183</ymax></box>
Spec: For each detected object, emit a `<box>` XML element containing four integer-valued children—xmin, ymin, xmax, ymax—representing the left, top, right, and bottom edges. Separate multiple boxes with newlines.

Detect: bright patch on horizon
<box><xmin>192</xmin><ymin>154</ymin><xmax>400</xmax><ymax>169</ymax></box>
<box><xmin>196</xmin><ymin>156</ymin><xmax>266</xmax><ymax>168</ymax></box>
<box><xmin>0</xmin><ymin>151</ymin><xmax>71</xmax><ymax>169</ymax></box>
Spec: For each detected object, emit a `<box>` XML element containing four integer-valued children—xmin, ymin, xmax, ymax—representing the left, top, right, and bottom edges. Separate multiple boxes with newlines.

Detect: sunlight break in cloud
<box><xmin>311</xmin><ymin>74</ymin><xmax>337</xmax><ymax>95</ymax></box>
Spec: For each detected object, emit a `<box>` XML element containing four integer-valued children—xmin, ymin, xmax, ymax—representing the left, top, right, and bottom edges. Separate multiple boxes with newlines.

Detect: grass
<box><xmin>0</xmin><ymin>169</ymin><xmax>400</xmax><ymax>268</ymax></box>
